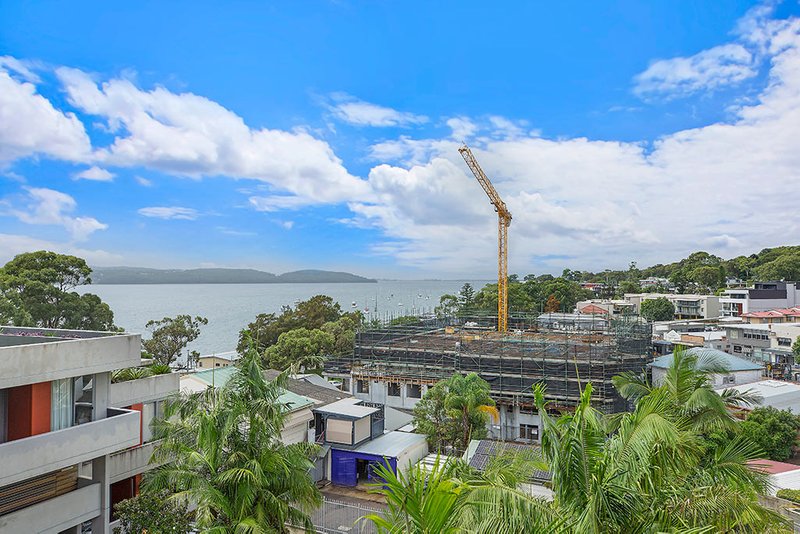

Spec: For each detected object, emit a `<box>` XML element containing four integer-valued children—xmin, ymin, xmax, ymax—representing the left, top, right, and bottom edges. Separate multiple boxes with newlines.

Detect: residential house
<box><xmin>196</xmin><ymin>350</ymin><xmax>239</xmax><ymax>369</ymax></box>
<box><xmin>575</xmin><ymin>299</ymin><xmax>635</xmax><ymax>316</ymax></box>
<box><xmin>741</xmin><ymin>307</ymin><xmax>800</xmax><ymax>324</ymax></box>
<box><xmin>651</xmin><ymin>348</ymin><xmax>763</xmax><ymax>388</ymax></box>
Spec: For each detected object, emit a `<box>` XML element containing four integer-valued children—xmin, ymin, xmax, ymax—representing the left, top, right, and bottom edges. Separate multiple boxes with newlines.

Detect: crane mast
<box><xmin>458</xmin><ymin>144</ymin><xmax>512</xmax><ymax>333</ymax></box>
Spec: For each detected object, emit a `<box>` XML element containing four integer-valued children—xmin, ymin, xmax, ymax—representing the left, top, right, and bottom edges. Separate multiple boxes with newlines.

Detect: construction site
<box><xmin>323</xmin><ymin>146</ymin><xmax>653</xmax><ymax>441</ymax></box>
<box><xmin>326</xmin><ymin>312</ymin><xmax>652</xmax><ymax>415</ymax></box>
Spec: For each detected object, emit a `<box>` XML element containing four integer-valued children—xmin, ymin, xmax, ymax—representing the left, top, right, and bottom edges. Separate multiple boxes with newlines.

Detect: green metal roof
<box><xmin>652</xmin><ymin>348</ymin><xmax>762</xmax><ymax>372</ymax></box>
<box><xmin>190</xmin><ymin>366</ymin><xmax>314</xmax><ymax>411</ymax></box>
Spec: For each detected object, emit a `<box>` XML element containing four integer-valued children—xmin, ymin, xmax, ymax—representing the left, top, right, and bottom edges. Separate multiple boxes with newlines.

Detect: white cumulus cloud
<box><xmin>6</xmin><ymin>187</ymin><xmax>107</xmax><ymax>241</ymax></box>
<box><xmin>0</xmin><ymin>59</ymin><xmax>91</xmax><ymax>164</ymax></box>
<box><xmin>73</xmin><ymin>166</ymin><xmax>115</xmax><ymax>181</ymax></box>
<box><xmin>54</xmin><ymin>68</ymin><xmax>372</xmax><ymax>207</ymax></box>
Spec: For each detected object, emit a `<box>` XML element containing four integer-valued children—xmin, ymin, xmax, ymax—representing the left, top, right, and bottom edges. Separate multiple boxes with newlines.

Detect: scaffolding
<box><xmin>325</xmin><ymin>312</ymin><xmax>653</xmax><ymax>413</ymax></box>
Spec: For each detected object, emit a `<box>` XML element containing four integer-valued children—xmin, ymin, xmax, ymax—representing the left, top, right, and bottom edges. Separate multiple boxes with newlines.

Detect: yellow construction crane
<box><xmin>458</xmin><ymin>144</ymin><xmax>512</xmax><ymax>333</ymax></box>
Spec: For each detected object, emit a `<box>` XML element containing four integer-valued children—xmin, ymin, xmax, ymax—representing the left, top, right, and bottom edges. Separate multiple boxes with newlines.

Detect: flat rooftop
<box><xmin>0</xmin><ymin>325</ymin><xmax>125</xmax><ymax>348</ymax></box>
<box><xmin>313</xmin><ymin>397</ymin><xmax>379</xmax><ymax>419</ymax></box>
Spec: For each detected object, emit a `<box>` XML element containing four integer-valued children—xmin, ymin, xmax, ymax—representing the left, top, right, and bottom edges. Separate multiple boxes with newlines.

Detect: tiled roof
<box><xmin>747</xmin><ymin>459</ymin><xmax>800</xmax><ymax>475</ymax></box>
<box><xmin>742</xmin><ymin>307</ymin><xmax>800</xmax><ymax>318</ymax></box>
<box><xmin>579</xmin><ymin>304</ymin><xmax>609</xmax><ymax>315</ymax></box>
<box><xmin>263</xmin><ymin>369</ymin><xmax>352</xmax><ymax>406</ymax></box>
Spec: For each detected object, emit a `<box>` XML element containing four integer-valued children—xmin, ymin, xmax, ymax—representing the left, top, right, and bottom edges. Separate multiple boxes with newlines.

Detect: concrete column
<box><xmin>93</xmin><ymin>372</ymin><xmax>111</xmax><ymax>421</ymax></box>
<box><xmin>90</xmin><ymin>455</ymin><xmax>111</xmax><ymax>533</ymax></box>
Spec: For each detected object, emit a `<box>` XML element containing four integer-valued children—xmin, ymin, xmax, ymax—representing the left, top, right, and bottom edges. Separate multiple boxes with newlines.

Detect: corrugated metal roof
<box><xmin>651</xmin><ymin>348</ymin><xmax>761</xmax><ymax>371</ymax></box>
<box><xmin>354</xmin><ymin>431</ymin><xmax>428</xmax><ymax>457</ymax></box>
<box><xmin>314</xmin><ymin>397</ymin><xmax>379</xmax><ymax>418</ymax></box>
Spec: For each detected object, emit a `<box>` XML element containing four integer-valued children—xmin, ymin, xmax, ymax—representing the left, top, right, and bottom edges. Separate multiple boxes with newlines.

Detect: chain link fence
<box><xmin>300</xmin><ymin>496</ymin><xmax>385</xmax><ymax>534</ymax></box>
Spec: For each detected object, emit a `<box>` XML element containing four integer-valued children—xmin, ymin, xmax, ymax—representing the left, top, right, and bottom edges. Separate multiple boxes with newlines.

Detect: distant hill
<box><xmin>90</xmin><ymin>267</ymin><xmax>376</xmax><ymax>284</ymax></box>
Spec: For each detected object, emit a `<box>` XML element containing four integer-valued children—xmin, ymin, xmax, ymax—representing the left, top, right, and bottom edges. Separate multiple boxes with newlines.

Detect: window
<box><xmin>388</xmin><ymin>382</ymin><xmax>401</xmax><ymax>397</ymax></box>
<box><xmin>198</xmin><ymin>361</ymin><xmax>203</xmax><ymax>367</ymax></box>
<box><xmin>519</xmin><ymin>405</ymin><xmax>536</xmax><ymax>415</ymax></box>
<box><xmin>407</xmin><ymin>384</ymin><xmax>422</xmax><ymax>399</ymax></box>
<box><xmin>778</xmin><ymin>337</ymin><xmax>792</xmax><ymax>347</ymax></box>
<box><xmin>215</xmin><ymin>363</ymin><xmax>221</xmax><ymax>367</ymax></box>
<box><xmin>733</xmin><ymin>345</ymin><xmax>742</xmax><ymax>353</ymax></box>
<box><xmin>357</xmin><ymin>379</ymin><xmax>370</xmax><ymax>394</ymax></box>
<box><xmin>519</xmin><ymin>424</ymin><xmax>539</xmax><ymax>442</ymax></box>
<box><xmin>722</xmin><ymin>375</ymin><xmax>736</xmax><ymax>385</ymax></box>
<box><xmin>51</xmin><ymin>378</ymin><xmax>74</xmax><ymax>431</ymax></box>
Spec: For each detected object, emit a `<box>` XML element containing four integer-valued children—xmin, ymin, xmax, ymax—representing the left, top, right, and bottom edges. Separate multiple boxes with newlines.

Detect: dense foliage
<box><xmin>142</xmin><ymin>314</ymin><xmax>208</xmax><ymax>366</ymax></box>
<box><xmin>371</xmin><ymin>349</ymin><xmax>787</xmax><ymax>533</ymax></box>
<box><xmin>559</xmin><ymin>246</ymin><xmax>800</xmax><ymax>292</ymax></box>
<box><xmin>776</xmin><ymin>488</ymin><xmax>800</xmax><ymax>504</ymax></box>
<box><xmin>413</xmin><ymin>373</ymin><xmax>497</xmax><ymax>454</ymax></box>
<box><xmin>238</xmin><ymin>295</ymin><xmax>362</xmax><ymax>373</ymax></box>
<box><xmin>0</xmin><ymin>251</ymin><xmax>116</xmax><ymax>330</ymax></box>
<box><xmin>113</xmin><ymin>490</ymin><xmax>191</xmax><ymax>534</ymax></box>
<box><xmin>145</xmin><ymin>341</ymin><xmax>321</xmax><ymax>532</ymax></box>
<box><xmin>740</xmin><ymin>406</ymin><xmax>800</xmax><ymax>461</ymax></box>
<box><xmin>639</xmin><ymin>296</ymin><xmax>675</xmax><ymax>321</ymax></box>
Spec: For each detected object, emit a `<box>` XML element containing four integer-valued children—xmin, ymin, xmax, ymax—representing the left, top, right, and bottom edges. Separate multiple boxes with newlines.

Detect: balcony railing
<box><xmin>0</xmin><ymin>408</ymin><xmax>140</xmax><ymax>488</ymax></box>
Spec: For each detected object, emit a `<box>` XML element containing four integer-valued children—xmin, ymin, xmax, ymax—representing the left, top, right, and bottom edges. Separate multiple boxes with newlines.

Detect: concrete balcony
<box><xmin>0</xmin><ymin>480</ymin><xmax>101</xmax><ymax>533</ymax></box>
<box><xmin>109</xmin><ymin>440</ymin><xmax>162</xmax><ymax>484</ymax></box>
<box><xmin>0</xmin><ymin>408</ymin><xmax>140</xmax><ymax>488</ymax></box>
<box><xmin>0</xmin><ymin>327</ymin><xmax>141</xmax><ymax>390</ymax></box>
<box><xmin>110</xmin><ymin>372</ymin><xmax>179</xmax><ymax>407</ymax></box>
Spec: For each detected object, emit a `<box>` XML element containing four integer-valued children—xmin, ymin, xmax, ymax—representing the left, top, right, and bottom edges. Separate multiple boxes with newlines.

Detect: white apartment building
<box><xmin>0</xmin><ymin>326</ymin><xmax>178</xmax><ymax>533</ymax></box>
<box><xmin>720</xmin><ymin>281</ymin><xmax>800</xmax><ymax>318</ymax></box>
<box><xmin>624</xmin><ymin>293</ymin><xmax>720</xmax><ymax>320</ymax></box>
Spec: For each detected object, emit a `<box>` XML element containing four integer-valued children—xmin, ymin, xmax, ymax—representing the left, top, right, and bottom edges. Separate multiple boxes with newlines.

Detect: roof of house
<box><xmin>263</xmin><ymin>369</ymin><xmax>352</xmax><ymax>406</ymax></box>
<box><xmin>579</xmin><ymin>304</ymin><xmax>609</xmax><ymax>315</ymax></box>
<box><xmin>742</xmin><ymin>307</ymin><xmax>800</xmax><ymax>319</ymax></box>
<box><xmin>747</xmin><ymin>459</ymin><xmax>800</xmax><ymax>475</ymax></box>
<box><xmin>466</xmin><ymin>439</ymin><xmax>550</xmax><ymax>482</ymax></box>
<box><xmin>715</xmin><ymin>379</ymin><xmax>800</xmax><ymax>411</ymax></box>
<box><xmin>179</xmin><ymin>367</ymin><xmax>313</xmax><ymax>411</ymax></box>
<box><xmin>354</xmin><ymin>430</ymin><xmax>428</xmax><ymax>457</ymax></box>
<box><xmin>651</xmin><ymin>348</ymin><xmax>762</xmax><ymax>372</ymax></box>
<box><xmin>313</xmin><ymin>397</ymin><xmax>379</xmax><ymax>419</ymax></box>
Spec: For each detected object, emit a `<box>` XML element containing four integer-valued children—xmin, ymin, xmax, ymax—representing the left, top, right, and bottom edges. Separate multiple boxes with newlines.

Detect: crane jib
<box><xmin>458</xmin><ymin>144</ymin><xmax>512</xmax><ymax>333</ymax></box>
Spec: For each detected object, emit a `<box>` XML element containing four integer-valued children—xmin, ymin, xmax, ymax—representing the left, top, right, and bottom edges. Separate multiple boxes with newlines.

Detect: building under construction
<box><xmin>325</xmin><ymin>312</ymin><xmax>652</xmax><ymax>442</ymax></box>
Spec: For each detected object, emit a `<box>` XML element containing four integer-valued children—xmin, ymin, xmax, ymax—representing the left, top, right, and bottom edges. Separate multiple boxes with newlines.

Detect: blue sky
<box><xmin>1</xmin><ymin>1</ymin><xmax>799</xmax><ymax>278</ymax></box>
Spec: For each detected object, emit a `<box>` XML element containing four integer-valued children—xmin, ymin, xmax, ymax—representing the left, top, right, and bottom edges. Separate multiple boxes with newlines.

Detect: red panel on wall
<box><xmin>7</xmin><ymin>382</ymin><xmax>51</xmax><ymax>441</ymax></box>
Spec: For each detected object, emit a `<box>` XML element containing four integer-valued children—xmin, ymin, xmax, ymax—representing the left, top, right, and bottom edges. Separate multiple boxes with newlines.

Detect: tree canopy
<box><xmin>413</xmin><ymin>373</ymin><xmax>497</xmax><ymax>454</ymax></box>
<box><xmin>0</xmin><ymin>251</ymin><xmax>116</xmax><ymax>330</ymax></box>
<box><xmin>639</xmin><ymin>297</ymin><xmax>675</xmax><ymax>321</ymax></box>
<box><xmin>142</xmin><ymin>315</ymin><xmax>208</xmax><ymax>366</ymax></box>
<box><xmin>740</xmin><ymin>406</ymin><xmax>800</xmax><ymax>461</ymax></box>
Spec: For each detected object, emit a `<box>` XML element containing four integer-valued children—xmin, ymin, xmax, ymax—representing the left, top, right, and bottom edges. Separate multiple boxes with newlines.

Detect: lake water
<box><xmin>78</xmin><ymin>280</ymin><xmax>489</xmax><ymax>355</ymax></box>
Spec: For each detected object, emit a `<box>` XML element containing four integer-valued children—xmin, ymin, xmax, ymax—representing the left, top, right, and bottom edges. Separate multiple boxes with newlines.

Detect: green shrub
<box><xmin>777</xmin><ymin>488</ymin><xmax>800</xmax><ymax>504</ymax></box>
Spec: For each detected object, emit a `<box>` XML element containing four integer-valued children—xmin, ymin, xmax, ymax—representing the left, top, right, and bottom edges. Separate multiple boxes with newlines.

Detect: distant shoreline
<box><xmin>90</xmin><ymin>267</ymin><xmax>377</xmax><ymax>285</ymax></box>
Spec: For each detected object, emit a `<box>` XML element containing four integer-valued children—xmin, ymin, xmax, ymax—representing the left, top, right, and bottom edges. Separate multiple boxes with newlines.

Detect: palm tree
<box><xmin>145</xmin><ymin>340</ymin><xmax>321</xmax><ymax>533</ymax></box>
<box><xmin>613</xmin><ymin>346</ymin><xmax>761</xmax><ymax>433</ymax></box>
<box><xmin>443</xmin><ymin>373</ymin><xmax>499</xmax><ymax>453</ymax></box>
<box><xmin>365</xmin><ymin>454</ymin><xmax>561</xmax><ymax>534</ymax></box>
<box><xmin>533</xmin><ymin>379</ymin><xmax>786</xmax><ymax>533</ymax></box>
